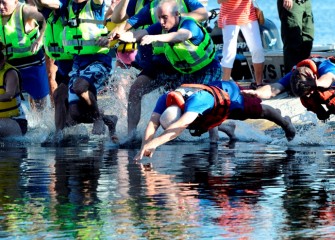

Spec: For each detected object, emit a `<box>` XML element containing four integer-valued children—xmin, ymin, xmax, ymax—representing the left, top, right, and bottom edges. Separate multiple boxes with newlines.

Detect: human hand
<box><xmin>133</xmin><ymin>144</ymin><xmax>157</xmax><ymax>161</ymax></box>
<box><xmin>240</xmin><ymin>89</ymin><xmax>260</xmax><ymax>98</ymax></box>
<box><xmin>118</xmin><ymin>31</ymin><xmax>136</xmax><ymax>43</ymax></box>
<box><xmin>106</xmin><ymin>22</ymin><xmax>125</xmax><ymax>39</ymax></box>
<box><xmin>30</xmin><ymin>40</ymin><xmax>41</xmax><ymax>54</ymax></box>
<box><xmin>140</xmin><ymin>35</ymin><xmax>157</xmax><ymax>45</ymax></box>
<box><xmin>96</xmin><ymin>37</ymin><xmax>111</xmax><ymax>47</ymax></box>
<box><xmin>283</xmin><ymin>0</ymin><xmax>293</xmax><ymax>10</ymax></box>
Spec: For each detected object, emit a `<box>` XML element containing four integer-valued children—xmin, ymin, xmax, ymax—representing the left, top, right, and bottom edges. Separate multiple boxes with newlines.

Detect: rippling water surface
<box><xmin>2</xmin><ymin>139</ymin><xmax>335</xmax><ymax>239</ymax></box>
<box><xmin>1</xmin><ymin>1</ymin><xmax>335</xmax><ymax>238</ymax></box>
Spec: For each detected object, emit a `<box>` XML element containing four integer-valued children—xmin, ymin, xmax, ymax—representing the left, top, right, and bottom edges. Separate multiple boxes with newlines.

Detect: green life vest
<box><xmin>0</xmin><ymin>63</ymin><xmax>22</xmax><ymax>118</ymax></box>
<box><xmin>135</xmin><ymin>0</ymin><xmax>148</xmax><ymax>14</ymax></box>
<box><xmin>164</xmin><ymin>17</ymin><xmax>215</xmax><ymax>74</ymax></box>
<box><xmin>62</xmin><ymin>0</ymin><xmax>109</xmax><ymax>55</ymax></box>
<box><xmin>44</xmin><ymin>11</ymin><xmax>73</xmax><ymax>60</ymax></box>
<box><xmin>0</xmin><ymin>2</ymin><xmax>41</xmax><ymax>60</ymax></box>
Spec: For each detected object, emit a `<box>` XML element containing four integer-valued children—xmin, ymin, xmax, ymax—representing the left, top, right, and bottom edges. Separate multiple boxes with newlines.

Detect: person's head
<box><xmin>0</xmin><ymin>0</ymin><xmax>18</xmax><ymax>17</ymax></box>
<box><xmin>290</xmin><ymin>66</ymin><xmax>317</xmax><ymax>97</ymax></box>
<box><xmin>156</xmin><ymin>0</ymin><xmax>180</xmax><ymax>31</ymax></box>
<box><xmin>159</xmin><ymin>105</ymin><xmax>182</xmax><ymax>130</ymax></box>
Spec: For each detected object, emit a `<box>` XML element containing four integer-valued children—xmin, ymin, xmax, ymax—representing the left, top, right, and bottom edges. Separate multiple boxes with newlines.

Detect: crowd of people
<box><xmin>1</xmin><ymin>0</ymin><xmax>333</xmax><ymax>160</ymax></box>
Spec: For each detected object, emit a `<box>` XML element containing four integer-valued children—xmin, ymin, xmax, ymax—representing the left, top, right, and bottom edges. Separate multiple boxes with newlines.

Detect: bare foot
<box><xmin>218</xmin><ymin>122</ymin><xmax>237</xmax><ymax>141</ymax></box>
<box><xmin>283</xmin><ymin>116</ymin><xmax>295</xmax><ymax>141</ymax></box>
<box><xmin>92</xmin><ymin>118</ymin><xmax>105</xmax><ymax>135</ymax></box>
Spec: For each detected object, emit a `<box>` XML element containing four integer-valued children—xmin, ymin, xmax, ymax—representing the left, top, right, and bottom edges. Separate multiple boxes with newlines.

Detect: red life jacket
<box><xmin>166</xmin><ymin>83</ymin><xmax>231</xmax><ymax>136</ymax></box>
<box><xmin>296</xmin><ymin>59</ymin><xmax>335</xmax><ymax>113</ymax></box>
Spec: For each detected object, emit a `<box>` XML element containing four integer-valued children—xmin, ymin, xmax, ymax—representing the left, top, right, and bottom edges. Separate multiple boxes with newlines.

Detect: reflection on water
<box><xmin>1</xmin><ymin>65</ymin><xmax>335</xmax><ymax>238</ymax></box>
<box><xmin>1</xmin><ymin>141</ymin><xmax>335</xmax><ymax>239</ymax></box>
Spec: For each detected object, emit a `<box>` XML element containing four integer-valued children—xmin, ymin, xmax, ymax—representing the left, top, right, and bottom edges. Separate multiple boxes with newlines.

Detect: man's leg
<box><xmin>72</xmin><ymin>78</ymin><xmax>105</xmax><ymax>135</ymax></box>
<box><xmin>54</xmin><ymin>83</ymin><xmax>70</xmax><ymax>132</ymax></box>
<box><xmin>260</xmin><ymin>104</ymin><xmax>296</xmax><ymax>141</ymax></box>
<box><xmin>127</xmin><ymin>74</ymin><xmax>154</xmax><ymax>139</ymax></box>
<box><xmin>218</xmin><ymin>122</ymin><xmax>237</xmax><ymax>140</ymax></box>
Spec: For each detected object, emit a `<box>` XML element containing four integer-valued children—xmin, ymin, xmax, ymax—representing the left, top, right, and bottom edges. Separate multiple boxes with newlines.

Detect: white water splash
<box><xmin>10</xmin><ymin>69</ymin><xmax>335</xmax><ymax>147</ymax></box>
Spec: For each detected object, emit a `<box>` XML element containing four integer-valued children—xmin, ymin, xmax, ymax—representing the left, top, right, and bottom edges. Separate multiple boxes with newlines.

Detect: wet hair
<box><xmin>160</xmin><ymin>105</ymin><xmax>182</xmax><ymax>130</ymax></box>
<box><xmin>290</xmin><ymin>66</ymin><xmax>316</xmax><ymax>97</ymax></box>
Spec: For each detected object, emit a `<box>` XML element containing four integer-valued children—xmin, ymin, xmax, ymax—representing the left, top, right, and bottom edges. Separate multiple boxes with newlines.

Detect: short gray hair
<box><xmin>157</xmin><ymin>0</ymin><xmax>180</xmax><ymax>14</ymax></box>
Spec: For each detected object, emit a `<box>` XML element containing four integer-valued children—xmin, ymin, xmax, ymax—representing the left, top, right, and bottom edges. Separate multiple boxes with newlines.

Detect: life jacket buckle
<box><xmin>67</xmin><ymin>18</ymin><xmax>79</xmax><ymax>28</ymax></box>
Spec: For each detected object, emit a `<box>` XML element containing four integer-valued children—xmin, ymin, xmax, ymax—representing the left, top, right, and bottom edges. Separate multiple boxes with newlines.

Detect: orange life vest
<box><xmin>300</xmin><ymin>88</ymin><xmax>335</xmax><ymax>114</ymax></box>
<box><xmin>166</xmin><ymin>83</ymin><xmax>231</xmax><ymax>136</ymax></box>
<box><xmin>297</xmin><ymin>58</ymin><xmax>335</xmax><ymax>113</ymax></box>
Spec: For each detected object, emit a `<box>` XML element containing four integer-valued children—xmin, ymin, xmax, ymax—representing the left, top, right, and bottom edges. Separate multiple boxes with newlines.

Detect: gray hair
<box><xmin>156</xmin><ymin>0</ymin><xmax>180</xmax><ymax>15</ymax></box>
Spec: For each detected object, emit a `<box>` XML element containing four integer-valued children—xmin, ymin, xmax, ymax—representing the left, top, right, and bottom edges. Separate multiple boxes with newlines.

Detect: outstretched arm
<box><xmin>33</xmin><ymin>0</ymin><xmax>61</xmax><ymax>10</ymax></box>
<box><xmin>241</xmin><ymin>83</ymin><xmax>285</xmax><ymax>99</ymax></box>
<box><xmin>180</xmin><ymin>7</ymin><xmax>208</xmax><ymax>22</ymax></box>
<box><xmin>134</xmin><ymin>111</ymin><xmax>198</xmax><ymax>161</ymax></box>
<box><xmin>34</xmin><ymin>0</ymin><xmax>61</xmax><ymax>10</ymax></box>
<box><xmin>118</xmin><ymin>29</ymin><xmax>148</xmax><ymax>43</ymax></box>
<box><xmin>110</xmin><ymin>0</ymin><xmax>130</xmax><ymax>23</ymax></box>
<box><xmin>316</xmin><ymin>72</ymin><xmax>335</xmax><ymax>89</ymax></box>
<box><xmin>140</xmin><ymin>29</ymin><xmax>192</xmax><ymax>45</ymax></box>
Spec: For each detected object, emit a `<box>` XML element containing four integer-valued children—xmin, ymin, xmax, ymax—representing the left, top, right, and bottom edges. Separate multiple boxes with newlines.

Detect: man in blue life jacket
<box><xmin>241</xmin><ymin>57</ymin><xmax>335</xmax><ymax>121</ymax></box>
<box><xmin>133</xmin><ymin>80</ymin><xmax>296</xmax><ymax>161</ymax></box>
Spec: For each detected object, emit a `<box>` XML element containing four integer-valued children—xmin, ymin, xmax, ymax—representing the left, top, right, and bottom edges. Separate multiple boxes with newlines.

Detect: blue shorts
<box><xmin>19</xmin><ymin>62</ymin><xmax>50</xmax><ymax>100</ymax></box>
<box><xmin>68</xmin><ymin>61</ymin><xmax>111</xmax><ymax>103</ymax></box>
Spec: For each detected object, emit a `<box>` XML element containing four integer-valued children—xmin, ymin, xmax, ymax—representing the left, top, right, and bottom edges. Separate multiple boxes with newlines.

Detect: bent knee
<box><xmin>72</xmin><ymin>78</ymin><xmax>90</xmax><ymax>95</ymax></box>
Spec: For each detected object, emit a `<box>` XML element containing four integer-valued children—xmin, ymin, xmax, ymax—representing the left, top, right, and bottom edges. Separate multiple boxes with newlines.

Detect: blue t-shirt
<box><xmin>127</xmin><ymin>0</ymin><xmax>204</xmax><ymax>29</ymax></box>
<box><xmin>278</xmin><ymin>59</ymin><xmax>335</xmax><ymax>89</ymax></box>
<box><xmin>153</xmin><ymin>81</ymin><xmax>244</xmax><ymax>115</ymax></box>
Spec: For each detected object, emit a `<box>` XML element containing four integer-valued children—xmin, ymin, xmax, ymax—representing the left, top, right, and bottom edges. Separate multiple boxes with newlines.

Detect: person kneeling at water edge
<box><xmin>0</xmin><ymin>43</ymin><xmax>27</xmax><ymax>137</ymax></box>
<box><xmin>134</xmin><ymin>80</ymin><xmax>296</xmax><ymax>160</ymax></box>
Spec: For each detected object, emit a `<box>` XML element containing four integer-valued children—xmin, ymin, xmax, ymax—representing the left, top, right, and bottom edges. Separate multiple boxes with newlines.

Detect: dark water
<box><xmin>1</xmin><ymin>139</ymin><xmax>335</xmax><ymax>239</ymax></box>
